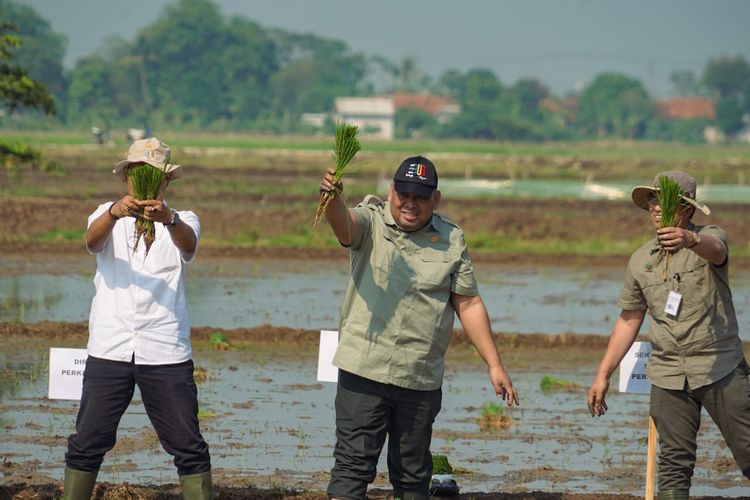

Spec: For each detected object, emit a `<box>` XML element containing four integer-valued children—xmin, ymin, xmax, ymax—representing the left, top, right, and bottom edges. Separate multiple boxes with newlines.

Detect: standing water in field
<box><xmin>1</xmin><ymin>257</ymin><xmax>749</xmax><ymax>340</ymax></box>
<box><xmin>1</xmin><ymin>347</ymin><xmax>747</xmax><ymax>497</ymax></box>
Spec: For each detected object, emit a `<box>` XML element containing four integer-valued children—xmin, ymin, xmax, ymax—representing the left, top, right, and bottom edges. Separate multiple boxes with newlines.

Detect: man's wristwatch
<box><xmin>686</xmin><ymin>231</ymin><xmax>701</xmax><ymax>249</ymax></box>
<box><xmin>165</xmin><ymin>208</ymin><xmax>181</xmax><ymax>227</ymax></box>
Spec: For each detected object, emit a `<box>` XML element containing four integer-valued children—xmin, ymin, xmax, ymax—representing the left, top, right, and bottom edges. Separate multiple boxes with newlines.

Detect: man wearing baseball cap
<box><xmin>63</xmin><ymin>138</ymin><xmax>212</xmax><ymax>499</ymax></box>
<box><xmin>587</xmin><ymin>171</ymin><xmax>750</xmax><ymax>498</ymax></box>
<box><xmin>319</xmin><ymin>155</ymin><xmax>519</xmax><ymax>500</ymax></box>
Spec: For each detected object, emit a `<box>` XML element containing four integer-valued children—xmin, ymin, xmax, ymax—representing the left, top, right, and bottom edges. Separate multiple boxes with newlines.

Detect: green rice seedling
<box><xmin>313</xmin><ymin>122</ymin><xmax>361</xmax><ymax>228</ymax></box>
<box><xmin>656</xmin><ymin>175</ymin><xmax>684</xmax><ymax>277</ymax></box>
<box><xmin>209</xmin><ymin>331</ymin><xmax>232</xmax><ymax>351</ymax></box>
<box><xmin>127</xmin><ymin>162</ymin><xmax>170</xmax><ymax>254</ymax></box>
<box><xmin>656</xmin><ymin>175</ymin><xmax>683</xmax><ymax>228</ymax></box>
<box><xmin>197</xmin><ymin>409</ymin><xmax>216</xmax><ymax>420</ymax></box>
<box><xmin>477</xmin><ymin>401</ymin><xmax>512</xmax><ymax>431</ymax></box>
<box><xmin>539</xmin><ymin>374</ymin><xmax>582</xmax><ymax>392</ymax></box>
<box><xmin>432</xmin><ymin>454</ymin><xmax>454</xmax><ymax>475</ymax></box>
<box><xmin>480</xmin><ymin>401</ymin><xmax>504</xmax><ymax>418</ymax></box>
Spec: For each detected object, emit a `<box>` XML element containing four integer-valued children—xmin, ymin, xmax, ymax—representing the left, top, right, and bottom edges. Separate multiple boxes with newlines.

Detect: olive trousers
<box><xmin>650</xmin><ymin>360</ymin><xmax>750</xmax><ymax>493</ymax></box>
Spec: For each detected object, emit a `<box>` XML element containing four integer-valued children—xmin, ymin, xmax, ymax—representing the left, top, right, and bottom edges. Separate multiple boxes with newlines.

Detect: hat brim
<box><xmin>113</xmin><ymin>161</ymin><xmax>182</xmax><ymax>181</ymax></box>
<box><xmin>631</xmin><ymin>186</ymin><xmax>710</xmax><ymax>216</ymax></box>
<box><xmin>394</xmin><ymin>180</ymin><xmax>435</xmax><ymax>198</ymax></box>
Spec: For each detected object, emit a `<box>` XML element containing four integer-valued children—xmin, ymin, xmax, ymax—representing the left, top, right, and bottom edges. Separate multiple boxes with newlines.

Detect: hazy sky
<box><xmin>21</xmin><ymin>0</ymin><xmax>750</xmax><ymax>98</ymax></box>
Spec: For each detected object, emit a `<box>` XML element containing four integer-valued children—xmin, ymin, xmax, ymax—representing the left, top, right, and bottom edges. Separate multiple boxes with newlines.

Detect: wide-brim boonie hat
<box><xmin>113</xmin><ymin>137</ymin><xmax>182</xmax><ymax>181</ymax></box>
<box><xmin>631</xmin><ymin>170</ymin><xmax>710</xmax><ymax>216</ymax></box>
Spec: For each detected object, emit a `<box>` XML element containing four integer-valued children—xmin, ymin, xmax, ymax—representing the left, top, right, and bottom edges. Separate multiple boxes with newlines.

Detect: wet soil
<box><xmin>2</xmin><ymin>161</ymin><xmax>749</xmax><ymax>269</ymax></box>
<box><xmin>2</xmin><ymin>160</ymin><xmax>750</xmax><ymax>499</ymax></box>
<box><xmin>0</xmin><ymin>481</ymin><xmax>676</xmax><ymax>500</ymax></box>
<box><xmin>3</xmin><ymin>323</ymin><xmax>750</xmax><ymax>499</ymax></box>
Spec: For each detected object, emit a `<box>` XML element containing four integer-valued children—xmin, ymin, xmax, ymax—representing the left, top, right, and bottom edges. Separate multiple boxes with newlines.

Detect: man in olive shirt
<box><xmin>587</xmin><ymin>171</ymin><xmax>750</xmax><ymax>499</ymax></box>
<box><xmin>319</xmin><ymin>156</ymin><xmax>519</xmax><ymax>500</ymax></box>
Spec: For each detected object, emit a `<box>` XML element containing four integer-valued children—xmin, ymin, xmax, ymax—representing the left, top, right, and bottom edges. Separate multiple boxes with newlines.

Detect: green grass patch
<box><xmin>4</xmin><ymin>129</ymin><xmax>749</xmax><ymax>162</ymax></box>
<box><xmin>32</xmin><ymin>229</ymin><xmax>85</xmax><ymax>242</ymax></box>
<box><xmin>540</xmin><ymin>374</ymin><xmax>582</xmax><ymax>392</ymax></box>
<box><xmin>217</xmin><ymin>227</ymin><xmax>340</xmax><ymax>249</ymax></box>
<box><xmin>466</xmin><ymin>232</ymin><xmax>646</xmax><ymax>257</ymax></box>
<box><xmin>0</xmin><ymin>131</ymin><xmax>92</xmax><ymax>146</ymax></box>
<box><xmin>208</xmin><ymin>229</ymin><xmax>750</xmax><ymax>258</ymax></box>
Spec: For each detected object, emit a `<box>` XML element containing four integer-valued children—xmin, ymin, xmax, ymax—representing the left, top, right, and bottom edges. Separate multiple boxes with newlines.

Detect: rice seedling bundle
<box><xmin>655</xmin><ymin>175</ymin><xmax>684</xmax><ymax>277</ymax></box>
<box><xmin>656</xmin><ymin>176</ymin><xmax>683</xmax><ymax>228</ymax></box>
<box><xmin>313</xmin><ymin>122</ymin><xmax>361</xmax><ymax>228</ymax></box>
<box><xmin>128</xmin><ymin>163</ymin><xmax>170</xmax><ymax>254</ymax></box>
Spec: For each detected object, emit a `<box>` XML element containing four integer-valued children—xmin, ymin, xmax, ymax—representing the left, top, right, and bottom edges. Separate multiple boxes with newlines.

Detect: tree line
<box><xmin>2</xmin><ymin>0</ymin><xmax>749</xmax><ymax>143</ymax></box>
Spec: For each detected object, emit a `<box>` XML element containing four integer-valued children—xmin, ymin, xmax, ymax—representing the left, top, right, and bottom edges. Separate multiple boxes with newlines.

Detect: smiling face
<box><xmin>388</xmin><ymin>184</ymin><xmax>441</xmax><ymax>232</ymax></box>
<box><xmin>646</xmin><ymin>193</ymin><xmax>695</xmax><ymax>229</ymax></box>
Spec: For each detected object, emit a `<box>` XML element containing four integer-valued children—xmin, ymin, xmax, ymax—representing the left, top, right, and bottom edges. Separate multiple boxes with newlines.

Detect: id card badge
<box><xmin>664</xmin><ymin>290</ymin><xmax>682</xmax><ymax>316</ymax></box>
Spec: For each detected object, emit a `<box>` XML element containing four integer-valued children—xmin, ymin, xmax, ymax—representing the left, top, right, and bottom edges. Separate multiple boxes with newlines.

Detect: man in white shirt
<box><xmin>63</xmin><ymin>138</ymin><xmax>212</xmax><ymax>500</ymax></box>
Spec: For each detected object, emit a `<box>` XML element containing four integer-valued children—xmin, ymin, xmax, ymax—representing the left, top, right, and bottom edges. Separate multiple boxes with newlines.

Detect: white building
<box><xmin>334</xmin><ymin>97</ymin><xmax>395</xmax><ymax>140</ymax></box>
<box><xmin>301</xmin><ymin>112</ymin><xmax>327</xmax><ymax>128</ymax></box>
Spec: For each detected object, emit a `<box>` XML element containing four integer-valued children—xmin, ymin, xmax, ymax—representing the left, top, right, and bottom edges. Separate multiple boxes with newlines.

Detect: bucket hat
<box><xmin>113</xmin><ymin>137</ymin><xmax>182</xmax><ymax>181</ymax></box>
<box><xmin>631</xmin><ymin>171</ymin><xmax>710</xmax><ymax>216</ymax></box>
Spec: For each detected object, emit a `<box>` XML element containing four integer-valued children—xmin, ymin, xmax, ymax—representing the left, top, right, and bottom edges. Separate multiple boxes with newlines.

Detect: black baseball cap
<box><xmin>393</xmin><ymin>156</ymin><xmax>438</xmax><ymax>198</ymax></box>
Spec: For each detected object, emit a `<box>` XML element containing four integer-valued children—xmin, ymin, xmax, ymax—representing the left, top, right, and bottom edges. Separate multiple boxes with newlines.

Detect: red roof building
<box><xmin>392</xmin><ymin>92</ymin><xmax>460</xmax><ymax>123</ymax></box>
<box><xmin>657</xmin><ymin>98</ymin><xmax>715</xmax><ymax>120</ymax></box>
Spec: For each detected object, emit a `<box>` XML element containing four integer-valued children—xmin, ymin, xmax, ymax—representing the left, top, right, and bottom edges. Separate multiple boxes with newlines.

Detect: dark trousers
<box><xmin>65</xmin><ymin>356</ymin><xmax>211</xmax><ymax>475</ymax></box>
<box><xmin>327</xmin><ymin>370</ymin><xmax>442</xmax><ymax>500</ymax></box>
<box><xmin>650</xmin><ymin>360</ymin><xmax>750</xmax><ymax>492</ymax></box>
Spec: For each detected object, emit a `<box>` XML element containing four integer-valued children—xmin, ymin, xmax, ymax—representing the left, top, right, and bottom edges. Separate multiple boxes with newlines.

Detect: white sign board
<box><xmin>619</xmin><ymin>341</ymin><xmax>652</xmax><ymax>393</ymax></box>
<box><xmin>317</xmin><ymin>330</ymin><xmax>339</xmax><ymax>383</ymax></box>
<box><xmin>48</xmin><ymin>348</ymin><xmax>88</xmax><ymax>400</ymax></box>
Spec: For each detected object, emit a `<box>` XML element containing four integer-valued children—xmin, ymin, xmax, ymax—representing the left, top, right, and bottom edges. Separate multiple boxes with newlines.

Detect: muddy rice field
<box><xmin>2</xmin><ymin>149</ymin><xmax>750</xmax><ymax>499</ymax></box>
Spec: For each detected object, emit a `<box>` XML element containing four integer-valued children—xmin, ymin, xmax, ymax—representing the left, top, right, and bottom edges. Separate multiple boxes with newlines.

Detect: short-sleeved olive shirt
<box><xmin>332</xmin><ymin>195</ymin><xmax>479</xmax><ymax>391</ymax></box>
<box><xmin>618</xmin><ymin>223</ymin><xmax>743</xmax><ymax>390</ymax></box>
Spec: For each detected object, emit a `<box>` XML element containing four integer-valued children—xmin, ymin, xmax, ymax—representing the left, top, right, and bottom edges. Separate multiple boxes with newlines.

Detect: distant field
<box><xmin>4</xmin><ymin>128</ymin><xmax>750</xmax><ymax>160</ymax></box>
<box><xmin>3</xmin><ymin>128</ymin><xmax>750</xmax><ymax>188</ymax></box>
<box><xmin>2</xmin><ymin>133</ymin><xmax>749</xmax><ymax>260</ymax></box>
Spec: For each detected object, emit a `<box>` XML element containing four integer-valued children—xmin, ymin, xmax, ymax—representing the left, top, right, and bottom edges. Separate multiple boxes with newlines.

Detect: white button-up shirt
<box><xmin>86</xmin><ymin>203</ymin><xmax>201</xmax><ymax>365</ymax></box>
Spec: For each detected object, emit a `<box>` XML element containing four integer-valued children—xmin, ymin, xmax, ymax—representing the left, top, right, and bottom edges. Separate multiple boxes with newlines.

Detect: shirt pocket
<box><xmin>641</xmin><ymin>260</ymin><xmax>710</xmax><ymax>329</ymax></box>
<box><xmin>640</xmin><ymin>275</ymin><xmax>670</xmax><ymax>322</ymax></box>
<box><xmin>671</xmin><ymin>261</ymin><xmax>711</xmax><ymax>325</ymax></box>
<box><xmin>417</xmin><ymin>248</ymin><xmax>456</xmax><ymax>290</ymax></box>
<box><xmin>674</xmin><ymin>260</ymin><xmax>709</xmax><ymax>308</ymax></box>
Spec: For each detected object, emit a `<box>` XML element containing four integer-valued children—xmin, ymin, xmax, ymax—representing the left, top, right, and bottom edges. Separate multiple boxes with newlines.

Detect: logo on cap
<box><xmin>406</xmin><ymin>162</ymin><xmax>428</xmax><ymax>180</ymax></box>
<box><xmin>393</xmin><ymin>155</ymin><xmax>438</xmax><ymax>197</ymax></box>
